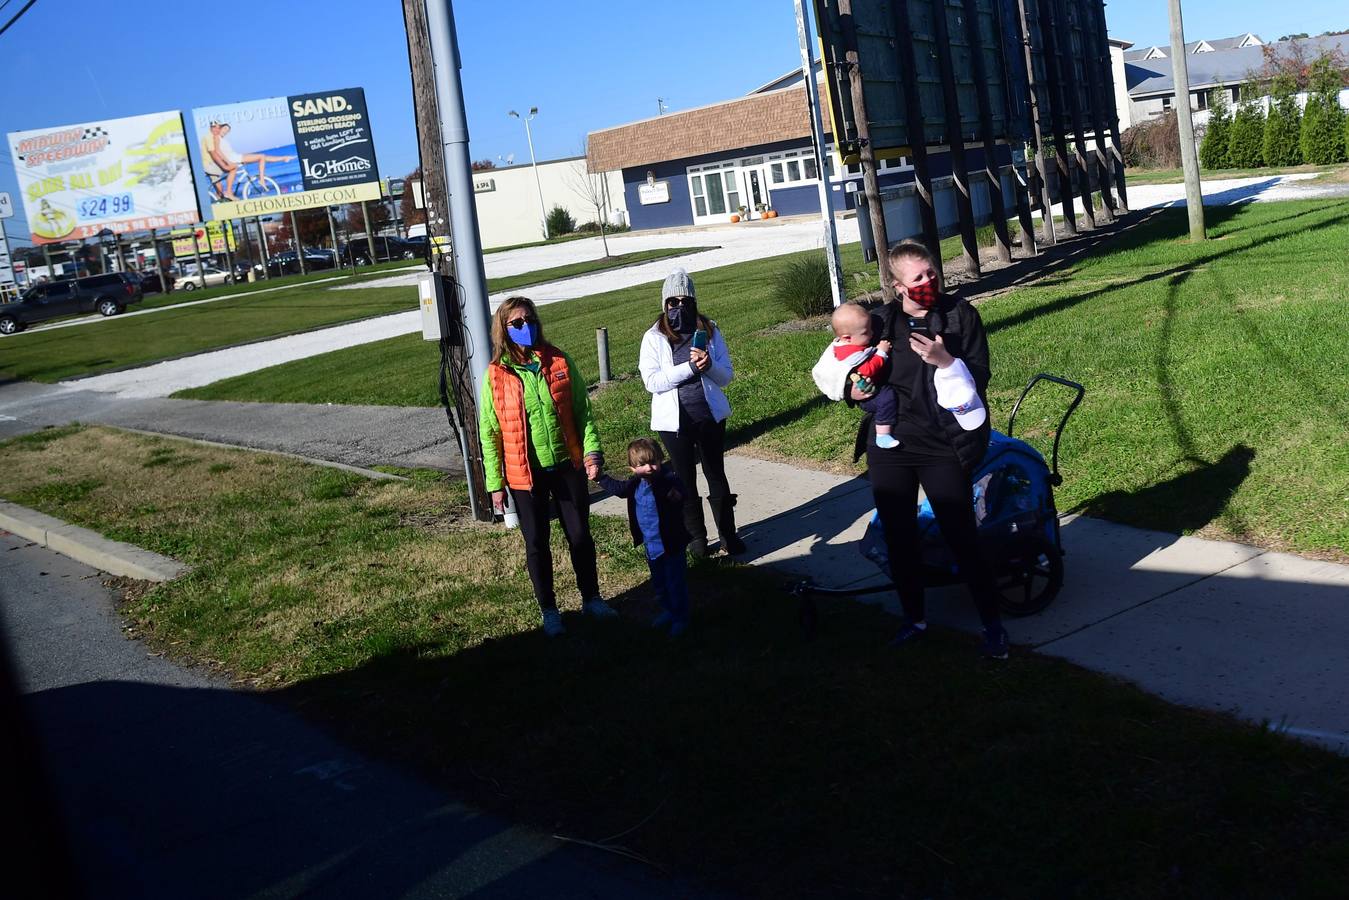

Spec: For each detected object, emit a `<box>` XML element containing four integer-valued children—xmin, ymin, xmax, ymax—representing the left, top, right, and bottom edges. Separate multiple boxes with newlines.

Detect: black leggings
<box><xmin>508</xmin><ymin>464</ymin><xmax>599</xmax><ymax>611</ymax></box>
<box><xmin>658</xmin><ymin>417</ymin><xmax>731</xmax><ymax>501</ymax></box>
<box><xmin>867</xmin><ymin>447</ymin><xmax>1002</xmax><ymax>630</ymax></box>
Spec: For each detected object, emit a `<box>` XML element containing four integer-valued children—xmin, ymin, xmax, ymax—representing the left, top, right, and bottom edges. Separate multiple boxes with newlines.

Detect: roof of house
<box><xmin>1124</xmin><ymin>33</ymin><xmax>1263</xmax><ymax>62</ymax></box>
<box><xmin>587</xmin><ymin>83</ymin><xmax>827</xmax><ymax>173</ymax></box>
<box><xmin>1124</xmin><ymin>33</ymin><xmax>1348</xmax><ymax>97</ymax></box>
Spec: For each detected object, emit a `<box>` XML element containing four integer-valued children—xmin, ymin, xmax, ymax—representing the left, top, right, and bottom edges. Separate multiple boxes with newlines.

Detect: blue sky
<box><xmin>0</xmin><ymin>0</ymin><xmax>1345</xmax><ymax>244</ymax></box>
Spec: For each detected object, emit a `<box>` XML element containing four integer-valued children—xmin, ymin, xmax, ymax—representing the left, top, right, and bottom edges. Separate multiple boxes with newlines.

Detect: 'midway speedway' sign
<box><xmin>5</xmin><ymin>111</ymin><xmax>201</xmax><ymax>244</ymax></box>
<box><xmin>192</xmin><ymin>88</ymin><xmax>382</xmax><ymax>220</ymax></box>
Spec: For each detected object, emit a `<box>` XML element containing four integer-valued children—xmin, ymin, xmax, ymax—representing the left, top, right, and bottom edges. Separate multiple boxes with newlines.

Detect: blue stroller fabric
<box><xmin>859</xmin><ymin>432</ymin><xmax>1057</xmax><ymax>579</ymax></box>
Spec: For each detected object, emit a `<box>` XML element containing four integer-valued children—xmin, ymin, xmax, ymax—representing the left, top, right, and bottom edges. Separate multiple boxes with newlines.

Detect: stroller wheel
<box><xmin>996</xmin><ymin>538</ymin><xmax>1063</xmax><ymax>617</ymax></box>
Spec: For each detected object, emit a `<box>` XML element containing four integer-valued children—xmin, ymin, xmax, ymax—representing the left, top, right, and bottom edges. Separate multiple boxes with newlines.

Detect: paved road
<box><xmin>0</xmin><ymin>380</ymin><xmax>463</xmax><ymax>474</ymax></box>
<box><xmin>0</xmin><ymin>532</ymin><xmax>719</xmax><ymax>899</ymax></box>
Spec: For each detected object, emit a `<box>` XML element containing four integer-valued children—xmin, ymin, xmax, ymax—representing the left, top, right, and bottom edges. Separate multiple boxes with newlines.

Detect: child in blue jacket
<box><xmin>587</xmin><ymin>438</ymin><xmax>693</xmax><ymax>635</ymax></box>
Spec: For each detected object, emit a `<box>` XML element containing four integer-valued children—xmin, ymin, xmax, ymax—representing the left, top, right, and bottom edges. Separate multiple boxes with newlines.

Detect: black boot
<box><xmin>709</xmin><ymin>494</ymin><xmax>746</xmax><ymax>555</ymax></box>
<box><xmin>683</xmin><ymin>496</ymin><xmax>709</xmax><ymax>558</ymax></box>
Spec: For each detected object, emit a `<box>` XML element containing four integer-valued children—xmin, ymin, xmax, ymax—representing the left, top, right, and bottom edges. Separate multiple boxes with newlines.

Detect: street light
<box><xmin>508</xmin><ymin>107</ymin><xmax>549</xmax><ymax>240</ymax></box>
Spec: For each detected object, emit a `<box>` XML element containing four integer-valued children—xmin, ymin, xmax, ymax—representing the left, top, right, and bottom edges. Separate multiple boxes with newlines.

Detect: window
<box><xmin>1194</xmin><ymin>91</ymin><xmax>1209</xmax><ymax>111</ymax></box>
<box><xmin>767</xmin><ymin>148</ymin><xmax>823</xmax><ymax>186</ymax></box>
<box><xmin>1161</xmin><ymin>96</ymin><xmax>1173</xmax><ymax>111</ymax></box>
<box><xmin>840</xmin><ymin>155</ymin><xmax>910</xmax><ymax>178</ymax></box>
<box><xmin>687</xmin><ymin>161</ymin><xmax>740</xmax><ymax>220</ymax></box>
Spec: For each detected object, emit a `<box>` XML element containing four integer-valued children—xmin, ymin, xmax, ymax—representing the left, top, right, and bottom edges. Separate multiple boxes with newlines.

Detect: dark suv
<box><xmin>0</xmin><ymin>272</ymin><xmax>144</xmax><ymax>335</ymax></box>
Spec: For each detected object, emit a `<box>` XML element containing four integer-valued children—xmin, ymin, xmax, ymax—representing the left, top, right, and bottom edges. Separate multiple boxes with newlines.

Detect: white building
<box><xmin>468</xmin><ymin>156</ymin><xmax>627</xmax><ymax>249</ymax></box>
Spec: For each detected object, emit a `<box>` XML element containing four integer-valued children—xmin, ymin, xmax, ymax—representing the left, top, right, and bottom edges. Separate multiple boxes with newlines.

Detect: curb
<box><xmin>0</xmin><ymin>500</ymin><xmax>188</xmax><ymax>582</ymax></box>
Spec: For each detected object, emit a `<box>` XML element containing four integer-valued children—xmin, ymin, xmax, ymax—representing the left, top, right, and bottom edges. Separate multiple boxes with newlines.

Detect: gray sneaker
<box><xmin>541</xmin><ymin>608</ymin><xmax>566</xmax><ymax>636</ymax></box>
<box><xmin>583</xmin><ymin>597</ymin><xmax>619</xmax><ymax>618</ymax></box>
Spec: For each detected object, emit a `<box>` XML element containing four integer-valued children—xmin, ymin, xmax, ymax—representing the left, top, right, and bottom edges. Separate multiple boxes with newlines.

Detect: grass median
<box><xmin>1124</xmin><ymin>162</ymin><xmax>1348</xmax><ymax>187</ymax></box>
<box><xmin>180</xmin><ymin>201</ymin><xmax>1349</xmax><ymax>558</ymax></box>
<box><xmin>2</xmin><ymin>424</ymin><xmax>1347</xmax><ymax>897</ymax></box>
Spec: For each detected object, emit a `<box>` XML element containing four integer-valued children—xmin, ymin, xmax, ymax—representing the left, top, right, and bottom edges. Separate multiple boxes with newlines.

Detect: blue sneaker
<box><xmin>980</xmin><ymin>626</ymin><xmax>1010</xmax><ymax>660</ymax></box>
<box><xmin>889</xmin><ymin>622</ymin><xmax>927</xmax><ymax>648</ymax></box>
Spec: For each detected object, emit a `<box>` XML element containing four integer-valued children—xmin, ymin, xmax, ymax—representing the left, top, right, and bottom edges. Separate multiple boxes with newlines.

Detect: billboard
<box><xmin>191</xmin><ymin>87</ymin><xmax>381</xmax><ymax>220</ymax></box>
<box><xmin>6</xmin><ymin>111</ymin><xmax>200</xmax><ymax>244</ymax></box>
<box><xmin>171</xmin><ymin>221</ymin><xmax>238</xmax><ymax>258</ymax></box>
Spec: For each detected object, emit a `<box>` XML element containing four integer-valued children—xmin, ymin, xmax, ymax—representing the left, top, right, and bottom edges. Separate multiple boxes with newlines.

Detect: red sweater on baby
<box><xmin>832</xmin><ymin>342</ymin><xmax>888</xmax><ymax>380</ymax></box>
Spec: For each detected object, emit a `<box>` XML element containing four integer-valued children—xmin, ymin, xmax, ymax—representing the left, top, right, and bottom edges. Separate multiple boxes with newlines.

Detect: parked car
<box><xmin>179</xmin><ymin>264</ymin><xmax>233</xmax><ymax>290</ymax></box>
<box><xmin>340</xmin><ymin>236</ymin><xmax>425</xmax><ymax>266</ymax></box>
<box><xmin>260</xmin><ymin>249</ymin><xmax>337</xmax><ymax>276</ymax></box>
<box><xmin>0</xmin><ymin>272</ymin><xmax>143</xmax><ymax>335</ymax></box>
<box><xmin>135</xmin><ymin>269</ymin><xmax>176</xmax><ymax>294</ymax></box>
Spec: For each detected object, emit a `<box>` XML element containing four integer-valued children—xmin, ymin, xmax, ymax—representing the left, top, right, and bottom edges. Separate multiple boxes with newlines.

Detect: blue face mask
<box><xmin>507</xmin><ymin>322</ymin><xmax>537</xmax><ymax>347</ymax></box>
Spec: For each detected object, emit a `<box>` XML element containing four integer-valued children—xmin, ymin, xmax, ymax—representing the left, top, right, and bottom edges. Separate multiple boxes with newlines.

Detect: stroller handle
<box><xmin>1007</xmin><ymin>374</ymin><xmax>1086</xmax><ymax>486</ymax></box>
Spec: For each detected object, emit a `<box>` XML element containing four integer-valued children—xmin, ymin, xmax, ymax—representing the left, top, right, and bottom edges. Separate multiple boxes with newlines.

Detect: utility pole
<box><xmin>406</xmin><ymin>0</ymin><xmax>494</xmax><ymax>520</ymax></box>
<box><xmin>795</xmin><ymin>0</ymin><xmax>845</xmax><ymax>308</ymax></box>
<box><xmin>1167</xmin><ymin>0</ymin><xmax>1206</xmax><ymax>241</ymax></box>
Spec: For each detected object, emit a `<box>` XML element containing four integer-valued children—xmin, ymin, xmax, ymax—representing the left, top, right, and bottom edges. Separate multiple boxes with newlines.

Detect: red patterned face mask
<box><xmin>906</xmin><ymin>279</ymin><xmax>939</xmax><ymax>309</ymax></box>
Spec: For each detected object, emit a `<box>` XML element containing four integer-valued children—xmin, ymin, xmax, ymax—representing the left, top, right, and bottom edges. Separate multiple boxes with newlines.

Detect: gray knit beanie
<box><xmin>660</xmin><ymin>268</ymin><xmax>695</xmax><ymax>307</ymax></box>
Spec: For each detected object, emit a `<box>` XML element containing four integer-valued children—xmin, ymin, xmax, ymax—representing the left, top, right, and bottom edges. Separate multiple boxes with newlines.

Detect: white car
<box><xmin>180</xmin><ymin>265</ymin><xmax>233</xmax><ymax>290</ymax></box>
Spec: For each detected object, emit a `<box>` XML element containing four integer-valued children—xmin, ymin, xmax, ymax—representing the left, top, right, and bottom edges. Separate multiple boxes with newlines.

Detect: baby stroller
<box><xmin>790</xmin><ymin>374</ymin><xmax>1085</xmax><ymax>624</ymax></box>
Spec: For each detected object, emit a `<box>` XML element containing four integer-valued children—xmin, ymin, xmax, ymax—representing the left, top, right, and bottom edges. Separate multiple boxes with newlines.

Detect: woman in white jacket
<box><xmin>638</xmin><ymin>269</ymin><xmax>744</xmax><ymax>556</ymax></box>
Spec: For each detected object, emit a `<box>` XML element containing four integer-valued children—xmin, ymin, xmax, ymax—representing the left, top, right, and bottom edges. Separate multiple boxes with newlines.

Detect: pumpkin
<box><xmin>730</xmin><ymin>214</ymin><xmax>740</xmax><ymax>223</ymax></box>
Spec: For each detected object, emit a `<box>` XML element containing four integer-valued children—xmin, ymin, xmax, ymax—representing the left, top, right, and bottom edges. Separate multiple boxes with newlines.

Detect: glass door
<box><xmin>688</xmin><ymin>162</ymin><xmax>742</xmax><ymax>225</ymax></box>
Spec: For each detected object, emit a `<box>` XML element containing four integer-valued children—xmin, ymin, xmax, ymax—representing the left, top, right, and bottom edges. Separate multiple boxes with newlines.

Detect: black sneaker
<box><xmin>889</xmin><ymin>622</ymin><xmax>927</xmax><ymax>648</ymax></box>
<box><xmin>980</xmin><ymin>626</ymin><xmax>1010</xmax><ymax>660</ymax></box>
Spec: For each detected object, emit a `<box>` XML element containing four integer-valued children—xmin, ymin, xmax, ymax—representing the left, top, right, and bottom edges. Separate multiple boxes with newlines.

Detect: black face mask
<box><xmin>667</xmin><ymin>301</ymin><xmax>697</xmax><ymax>335</ymax></box>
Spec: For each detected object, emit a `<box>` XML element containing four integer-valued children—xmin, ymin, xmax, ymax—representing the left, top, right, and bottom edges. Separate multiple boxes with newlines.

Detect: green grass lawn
<box><xmin>487</xmin><ymin>245</ymin><xmax>709</xmax><ymax>293</ymax></box>
<box><xmin>3</xmin><ymin>425</ymin><xmax>1346</xmax><ymax>898</ymax></box>
<box><xmin>143</xmin><ymin>257</ymin><xmax>415</xmax><ymax>309</ymax></box>
<box><xmin>180</xmin><ymin>201</ymin><xmax>1349</xmax><ymax>557</ymax></box>
<box><xmin>1125</xmin><ymin>162</ymin><xmax>1348</xmax><ymax>187</ymax></box>
<box><xmin>0</xmin><ymin>281</ymin><xmax>416</xmax><ymax>383</ymax></box>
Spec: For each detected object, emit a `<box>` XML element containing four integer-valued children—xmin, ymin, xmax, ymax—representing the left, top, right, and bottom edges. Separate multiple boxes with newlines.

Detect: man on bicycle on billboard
<box><xmin>205</xmin><ymin>121</ymin><xmax>292</xmax><ymax>201</ymax></box>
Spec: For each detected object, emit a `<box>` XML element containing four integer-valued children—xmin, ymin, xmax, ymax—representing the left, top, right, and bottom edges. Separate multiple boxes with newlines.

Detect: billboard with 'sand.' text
<box><xmin>192</xmin><ymin>87</ymin><xmax>381</xmax><ymax>220</ymax></box>
<box><xmin>6</xmin><ymin>111</ymin><xmax>200</xmax><ymax>244</ymax></box>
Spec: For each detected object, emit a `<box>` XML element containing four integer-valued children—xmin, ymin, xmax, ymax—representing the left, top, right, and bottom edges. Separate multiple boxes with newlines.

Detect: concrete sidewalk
<box><xmin>595</xmin><ymin>452</ymin><xmax>1349</xmax><ymax>754</ymax></box>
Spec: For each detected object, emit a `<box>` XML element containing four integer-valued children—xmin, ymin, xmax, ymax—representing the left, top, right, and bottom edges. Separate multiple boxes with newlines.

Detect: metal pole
<box><xmin>222</xmin><ymin>220</ymin><xmax>235</xmax><ymax>282</ymax></box>
<box><xmin>1168</xmin><ymin>0</ymin><xmax>1205</xmax><ymax>241</ymax></box>
<box><xmin>289</xmin><ymin>210</ymin><xmax>307</xmax><ymax>274</ymax></box>
<box><xmin>795</xmin><ymin>0</ymin><xmax>846</xmax><ymax>308</ymax></box>
<box><xmin>523</xmin><ymin>115</ymin><xmax>549</xmax><ymax>240</ymax></box>
<box><xmin>42</xmin><ymin>242</ymin><xmax>53</xmax><ymax>279</ymax></box>
<box><xmin>426</xmin><ymin>0</ymin><xmax>496</xmax><ymax>431</ymax></box>
<box><xmin>1016</xmin><ymin>0</ymin><xmax>1055</xmax><ymax>245</ymax></box>
<box><xmin>597</xmin><ymin>327</ymin><xmax>611</xmax><ymax>383</ymax></box>
<box><xmin>327</xmin><ymin>205</ymin><xmax>342</xmax><ymax>269</ymax></box>
<box><xmin>360</xmin><ymin>200</ymin><xmax>376</xmax><ymax>265</ymax></box>
<box><xmin>255</xmin><ymin>216</ymin><xmax>271</xmax><ymax>279</ymax></box>
<box><xmin>191</xmin><ymin>225</ymin><xmax>206</xmax><ymax>289</ymax></box>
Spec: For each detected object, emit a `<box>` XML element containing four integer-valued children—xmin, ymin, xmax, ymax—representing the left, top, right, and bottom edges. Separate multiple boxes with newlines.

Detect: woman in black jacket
<box><xmin>851</xmin><ymin>240</ymin><xmax>1008</xmax><ymax>659</ymax></box>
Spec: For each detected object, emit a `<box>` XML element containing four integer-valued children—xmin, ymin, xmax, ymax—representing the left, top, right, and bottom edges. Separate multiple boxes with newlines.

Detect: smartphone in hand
<box><xmin>692</xmin><ymin>329</ymin><xmax>708</xmax><ymax>351</ymax></box>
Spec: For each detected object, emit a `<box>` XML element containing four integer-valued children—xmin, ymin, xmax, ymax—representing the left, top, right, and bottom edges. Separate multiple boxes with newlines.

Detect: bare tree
<box><xmin>567</xmin><ymin>141</ymin><xmax>615</xmax><ymax>257</ymax></box>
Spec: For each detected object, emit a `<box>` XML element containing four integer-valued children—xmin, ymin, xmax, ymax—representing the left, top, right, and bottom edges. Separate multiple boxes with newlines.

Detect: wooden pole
<box><xmin>889</xmin><ymin>0</ymin><xmax>942</xmax><ymax>275</ymax></box>
<box><xmin>838</xmin><ymin>0</ymin><xmax>894</xmax><ymax>300</ymax></box>
<box><xmin>327</xmin><ymin>205</ymin><xmax>343</xmax><ymax>268</ymax></box>
<box><xmin>960</xmin><ymin>0</ymin><xmax>1013</xmax><ymax>263</ymax></box>
<box><xmin>289</xmin><ymin>210</ymin><xmax>307</xmax><ymax>274</ymax></box>
<box><xmin>929</xmin><ymin>0</ymin><xmax>980</xmax><ymax>277</ymax></box>
<box><xmin>222</xmin><ymin>221</ymin><xmax>235</xmax><ymax>278</ymax></box>
<box><xmin>255</xmin><ymin>217</ymin><xmax>270</xmax><ymax>279</ymax></box>
<box><xmin>1167</xmin><ymin>0</ymin><xmax>1205</xmax><ymax>240</ymax></box>
<box><xmin>1075</xmin><ymin>0</ymin><xmax>1116</xmax><ymax>222</ymax></box>
<box><xmin>1036</xmin><ymin>0</ymin><xmax>1081</xmax><ymax>234</ymax></box>
<box><xmin>989</xmin><ymin>0</ymin><xmax>1037</xmax><ymax>255</ymax></box>
<box><xmin>1049</xmin><ymin>0</ymin><xmax>1097</xmax><ymax>229</ymax></box>
<box><xmin>1090</xmin><ymin>0</ymin><xmax>1128</xmax><ymax>212</ymax></box>
<box><xmin>403</xmin><ymin>0</ymin><xmax>492</xmax><ymax>519</ymax></box>
<box><xmin>1015</xmin><ymin>0</ymin><xmax>1056</xmax><ymax>245</ymax></box>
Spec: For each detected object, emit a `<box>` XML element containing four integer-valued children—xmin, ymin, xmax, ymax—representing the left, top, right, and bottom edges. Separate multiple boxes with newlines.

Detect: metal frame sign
<box><xmin>192</xmin><ymin>87</ymin><xmax>382</xmax><ymax>220</ymax></box>
<box><xmin>6</xmin><ymin>111</ymin><xmax>200</xmax><ymax>244</ymax></box>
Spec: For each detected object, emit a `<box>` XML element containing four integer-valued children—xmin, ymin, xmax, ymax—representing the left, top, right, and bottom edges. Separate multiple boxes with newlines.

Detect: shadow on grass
<box><xmin>725</xmin><ymin>394</ymin><xmax>828</xmax><ymax>448</ymax></box>
<box><xmin>985</xmin><ymin>205</ymin><xmax>1349</xmax><ymax>338</ymax></box>
<box><xmin>268</xmin><ymin>568</ymin><xmax>1349</xmax><ymax>899</ymax></box>
<box><xmin>1075</xmin><ymin>443</ymin><xmax>1256</xmax><ymax>536</ymax></box>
